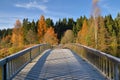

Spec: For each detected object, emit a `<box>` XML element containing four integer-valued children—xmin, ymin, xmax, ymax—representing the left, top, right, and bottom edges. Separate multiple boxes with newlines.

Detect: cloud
<box><xmin>15</xmin><ymin>1</ymin><xmax>47</xmax><ymax>13</ymax></box>
<box><xmin>99</xmin><ymin>0</ymin><xmax>119</xmax><ymax>13</ymax></box>
<box><xmin>0</xmin><ymin>16</ymin><xmax>25</xmax><ymax>29</ymax></box>
<box><xmin>99</xmin><ymin>0</ymin><xmax>110</xmax><ymax>9</ymax></box>
<box><xmin>101</xmin><ymin>3</ymin><xmax>116</xmax><ymax>14</ymax></box>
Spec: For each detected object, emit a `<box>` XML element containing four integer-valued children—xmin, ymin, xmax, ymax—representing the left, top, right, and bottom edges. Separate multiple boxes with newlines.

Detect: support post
<box><xmin>2</xmin><ymin>64</ymin><xmax>7</xmax><ymax>80</ymax></box>
<box><xmin>30</xmin><ymin>49</ymin><xmax>32</xmax><ymax>60</ymax></box>
<box><xmin>114</xmin><ymin>63</ymin><xmax>119</xmax><ymax>80</ymax></box>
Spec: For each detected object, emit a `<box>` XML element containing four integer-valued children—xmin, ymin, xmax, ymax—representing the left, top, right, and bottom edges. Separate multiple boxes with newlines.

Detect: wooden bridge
<box><xmin>0</xmin><ymin>44</ymin><xmax>120</xmax><ymax>80</ymax></box>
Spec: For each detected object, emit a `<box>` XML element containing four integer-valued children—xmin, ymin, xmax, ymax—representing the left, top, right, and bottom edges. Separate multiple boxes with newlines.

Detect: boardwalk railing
<box><xmin>65</xmin><ymin>43</ymin><xmax>120</xmax><ymax>80</ymax></box>
<box><xmin>0</xmin><ymin>44</ymin><xmax>51</xmax><ymax>80</ymax></box>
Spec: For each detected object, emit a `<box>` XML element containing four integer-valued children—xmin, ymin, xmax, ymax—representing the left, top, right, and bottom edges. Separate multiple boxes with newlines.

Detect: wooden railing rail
<box><xmin>0</xmin><ymin>44</ymin><xmax>51</xmax><ymax>80</ymax></box>
<box><xmin>65</xmin><ymin>43</ymin><xmax>120</xmax><ymax>80</ymax></box>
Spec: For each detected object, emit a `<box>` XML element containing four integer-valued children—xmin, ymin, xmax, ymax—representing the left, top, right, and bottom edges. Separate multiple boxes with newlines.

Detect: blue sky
<box><xmin>0</xmin><ymin>0</ymin><xmax>120</xmax><ymax>29</ymax></box>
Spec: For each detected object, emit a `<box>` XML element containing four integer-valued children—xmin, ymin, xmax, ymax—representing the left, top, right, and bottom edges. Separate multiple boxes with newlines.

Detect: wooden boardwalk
<box><xmin>13</xmin><ymin>49</ymin><xmax>107</xmax><ymax>80</ymax></box>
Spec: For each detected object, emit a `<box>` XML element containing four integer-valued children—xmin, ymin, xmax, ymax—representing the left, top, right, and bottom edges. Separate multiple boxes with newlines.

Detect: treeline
<box><xmin>0</xmin><ymin>13</ymin><xmax>120</xmax><ymax>58</ymax></box>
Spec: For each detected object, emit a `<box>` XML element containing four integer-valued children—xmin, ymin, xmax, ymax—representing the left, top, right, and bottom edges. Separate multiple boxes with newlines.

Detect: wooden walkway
<box><xmin>13</xmin><ymin>49</ymin><xmax>107</xmax><ymax>80</ymax></box>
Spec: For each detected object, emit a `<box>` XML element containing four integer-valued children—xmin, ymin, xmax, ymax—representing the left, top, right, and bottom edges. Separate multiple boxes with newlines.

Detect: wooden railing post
<box><xmin>2</xmin><ymin>64</ymin><xmax>7</xmax><ymax>80</ymax></box>
<box><xmin>39</xmin><ymin>45</ymin><xmax>41</xmax><ymax>54</ymax></box>
<box><xmin>114</xmin><ymin>63</ymin><xmax>119</xmax><ymax>80</ymax></box>
<box><xmin>30</xmin><ymin>49</ymin><xmax>32</xmax><ymax>60</ymax></box>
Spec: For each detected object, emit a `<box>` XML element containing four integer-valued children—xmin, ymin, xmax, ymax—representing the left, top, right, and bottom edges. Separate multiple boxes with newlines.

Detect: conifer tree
<box><xmin>11</xmin><ymin>20</ymin><xmax>23</xmax><ymax>47</ymax></box>
<box><xmin>44</xmin><ymin>27</ymin><xmax>58</xmax><ymax>45</ymax></box>
<box><xmin>38</xmin><ymin>15</ymin><xmax>47</xmax><ymax>43</ymax></box>
<box><xmin>76</xmin><ymin>19</ymin><xmax>89</xmax><ymax>46</ymax></box>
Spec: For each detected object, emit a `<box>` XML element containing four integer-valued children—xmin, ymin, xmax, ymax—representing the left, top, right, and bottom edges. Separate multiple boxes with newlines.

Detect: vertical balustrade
<box><xmin>65</xmin><ymin>43</ymin><xmax>120</xmax><ymax>80</ymax></box>
<box><xmin>0</xmin><ymin>44</ymin><xmax>51</xmax><ymax>80</ymax></box>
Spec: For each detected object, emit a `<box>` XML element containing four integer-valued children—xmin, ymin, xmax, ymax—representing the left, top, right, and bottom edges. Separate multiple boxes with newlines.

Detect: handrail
<box><xmin>0</xmin><ymin>44</ymin><xmax>51</xmax><ymax>80</ymax></box>
<box><xmin>65</xmin><ymin>43</ymin><xmax>120</xmax><ymax>80</ymax></box>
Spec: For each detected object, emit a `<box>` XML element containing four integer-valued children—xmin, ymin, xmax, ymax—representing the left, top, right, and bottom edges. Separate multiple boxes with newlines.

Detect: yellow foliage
<box><xmin>61</xmin><ymin>30</ymin><xmax>74</xmax><ymax>44</ymax></box>
<box><xmin>38</xmin><ymin>15</ymin><xmax>47</xmax><ymax>43</ymax></box>
<box><xmin>76</xmin><ymin>19</ymin><xmax>89</xmax><ymax>45</ymax></box>
<box><xmin>11</xmin><ymin>20</ymin><xmax>24</xmax><ymax>47</ymax></box>
<box><xmin>44</xmin><ymin>27</ymin><xmax>58</xmax><ymax>45</ymax></box>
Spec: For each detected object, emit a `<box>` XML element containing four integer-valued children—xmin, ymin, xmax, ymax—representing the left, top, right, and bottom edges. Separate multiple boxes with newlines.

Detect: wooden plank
<box><xmin>13</xmin><ymin>49</ymin><xmax>107</xmax><ymax>80</ymax></box>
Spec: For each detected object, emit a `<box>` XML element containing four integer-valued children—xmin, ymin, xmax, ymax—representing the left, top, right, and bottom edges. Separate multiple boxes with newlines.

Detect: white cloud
<box><xmin>15</xmin><ymin>1</ymin><xmax>47</xmax><ymax>13</ymax></box>
<box><xmin>99</xmin><ymin>0</ymin><xmax>119</xmax><ymax>13</ymax></box>
<box><xmin>99</xmin><ymin>0</ymin><xmax>110</xmax><ymax>9</ymax></box>
<box><xmin>101</xmin><ymin>3</ymin><xmax>116</xmax><ymax>14</ymax></box>
<box><xmin>0</xmin><ymin>16</ymin><xmax>23</xmax><ymax>29</ymax></box>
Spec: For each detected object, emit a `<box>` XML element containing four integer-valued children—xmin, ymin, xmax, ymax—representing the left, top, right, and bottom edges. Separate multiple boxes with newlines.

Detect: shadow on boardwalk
<box><xmin>13</xmin><ymin>49</ymin><xmax>107</xmax><ymax>80</ymax></box>
<box><xmin>25</xmin><ymin>50</ymin><xmax>52</xmax><ymax>79</ymax></box>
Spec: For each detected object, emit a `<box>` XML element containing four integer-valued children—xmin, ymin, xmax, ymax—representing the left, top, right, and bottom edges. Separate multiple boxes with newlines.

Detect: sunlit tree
<box><xmin>26</xmin><ymin>29</ymin><xmax>38</xmax><ymax>44</ymax></box>
<box><xmin>97</xmin><ymin>16</ymin><xmax>108</xmax><ymax>50</ymax></box>
<box><xmin>44</xmin><ymin>27</ymin><xmax>58</xmax><ymax>45</ymax></box>
<box><xmin>11</xmin><ymin>20</ymin><xmax>24</xmax><ymax>47</ymax></box>
<box><xmin>61</xmin><ymin>30</ymin><xmax>74</xmax><ymax>44</ymax></box>
<box><xmin>38</xmin><ymin>15</ymin><xmax>47</xmax><ymax>43</ymax></box>
<box><xmin>76</xmin><ymin>19</ymin><xmax>89</xmax><ymax>46</ymax></box>
<box><xmin>115</xmin><ymin>13</ymin><xmax>120</xmax><ymax>45</ymax></box>
<box><xmin>1</xmin><ymin>35</ymin><xmax>11</xmax><ymax>47</ymax></box>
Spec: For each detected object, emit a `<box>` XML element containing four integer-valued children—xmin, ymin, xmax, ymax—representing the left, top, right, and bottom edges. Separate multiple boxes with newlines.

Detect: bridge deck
<box><xmin>13</xmin><ymin>49</ymin><xmax>106</xmax><ymax>80</ymax></box>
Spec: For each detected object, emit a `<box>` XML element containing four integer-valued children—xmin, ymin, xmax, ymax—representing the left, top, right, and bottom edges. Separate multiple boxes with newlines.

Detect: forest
<box><xmin>0</xmin><ymin>14</ymin><xmax>120</xmax><ymax>59</ymax></box>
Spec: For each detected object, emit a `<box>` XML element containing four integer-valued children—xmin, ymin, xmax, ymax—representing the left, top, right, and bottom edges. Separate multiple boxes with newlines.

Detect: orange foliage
<box><xmin>44</xmin><ymin>27</ymin><xmax>58</xmax><ymax>45</ymax></box>
<box><xmin>76</xmin><ymin>19</ymin><xmax>88</xmax><ymax>45</ymax></box>
<box><xmin>38</xmin><ymin>15</ymin><xmax>47</xmax><ymax>43</ymax></box>
<box><xmin>11</xmin><ymin>20</ymin><xmax>24</xmax><ymax>47</ymax></box>
<box><xmin>18</xmin><ymin>27</ymin><xmax>24</xmax><ymax>47</ymax></box>
<box><xmin>2</xmin><ymin>35</ymin><xmax>11</xmax><ymax>43</ymax></box>
<box><xmin>80</xmin><ymin>19</ymin><xmax>88</xmax><ymax>37</ymax></box>
<box><xmin>1</xmin><ymin>35</ymin><xmax>11</xmax><ymax>48</ymax></box>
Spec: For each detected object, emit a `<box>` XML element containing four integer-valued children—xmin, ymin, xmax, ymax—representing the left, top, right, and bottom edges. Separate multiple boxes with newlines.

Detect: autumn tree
<box><xmin>61</xmin><ymin>30</ymin><xmax>74</xmax><ymax>44</ymax></box>
<box><xmin>111</xmin><ymin>30</ymin><xmax>118</xmax><ymax>47</ymax></box>
<box><xmin>1</xmin><ymin>35</ymin><xmax>11</xmax><ymax>48</ymax></box>
<box><xmin>76</xmin><ymin>19</ymin><xmax>89</xmax><ymax>46</ymax></box>
<box><xmin>0</xmin><ymin>28</ymin><xmax>12</xmax><ymax>48</ymax></box>
<box><xmin>44</xmin><ymin>27</ymin><xmax>58</xmax><ymax>45</ymax></box>
<box><xmin>11</xmin><ymin>20</ymin><xmax>24</xmax><ymax>47</ymax></box>
<box><xmin>97</xmin><ymin>16</ymin><xmax>108</xmax><ymax>50</ymax></box>
<box><xmin>22</xmin><ymin>19</ymin><xmax>37</xmax><ymax>44</ymax></box>
<box><xmin>115</xmin><ymin>13</ymin><xmax>120</xmax><ymax>45</ymax></box>
<box><xmin>104</xmin><ymin>15</ymin><xmax>118</xmax><ymax>47</ymax></box>
<box><xmin>38</xmin><ymin>15</ymin><xmax>47</xmax><ymax>43</ymax></box>
<box><xmin>86</xmin><ymin>16</ymin><xmax>95</xmax><ymax>47</ymax></box>
<box><xmin>26</xmin><ymin>29</ymin><xmax>38</xmax><ymax>44</ymax></box>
